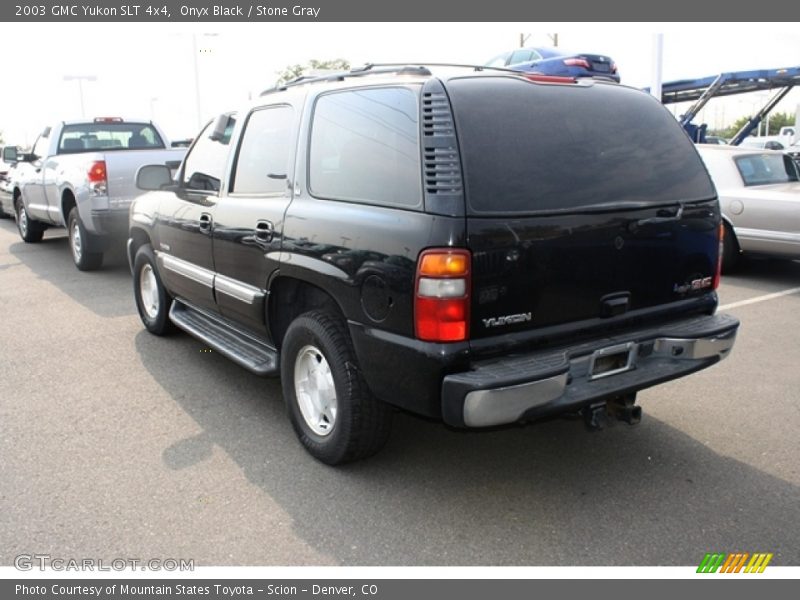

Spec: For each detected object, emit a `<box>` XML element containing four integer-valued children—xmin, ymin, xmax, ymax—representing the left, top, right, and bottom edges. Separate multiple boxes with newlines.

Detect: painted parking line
<box><xmin>719</xmin><ymin>286</ymin><xmax>800</xmax><ymax>311</ymax></box>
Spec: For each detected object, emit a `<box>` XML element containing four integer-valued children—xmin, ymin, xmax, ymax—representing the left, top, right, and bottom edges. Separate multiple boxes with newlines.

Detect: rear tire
<box><xmin>68</xmin><ymin>208</ymin><xmax>103</xmax><ymax>271</ymax></box>
<box><xmin>16</xmin><ymin>199</ymin><xmax>44</xmax><ymax>243</ymax></box>
<box><xmin>281</xmin><ymin>310</ymin><xmax>392</xmax><ymax>465</ymax></box>
<box><xmin>721</xmin><ymin>223</ymin><xmax>740</xmax><ymax>273</ymax></box>
<box><xmin>133</xmin><ymin>243</ymin><xmax>175</xmax><ymax>336</ymax></box>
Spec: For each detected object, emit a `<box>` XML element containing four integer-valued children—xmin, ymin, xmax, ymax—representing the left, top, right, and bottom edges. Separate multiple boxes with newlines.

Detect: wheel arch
<box><xmin>128</xmin><ymin>226</ymin><xmax>153</xmax><ymax>271</ymax></box>
<box><xmin>721</xmin><ymin>215</ymin><xmax>740</xmax><ymax>253</ymax></box>
<box><xmin>60</xmin><ymin>188</ymin><xmax>77</xmax><ymax>225</ymax></box>
<box><xmin>267</xmin><ymin>276</ymin><xmax>347</xmax><ymax>350</ymax></box>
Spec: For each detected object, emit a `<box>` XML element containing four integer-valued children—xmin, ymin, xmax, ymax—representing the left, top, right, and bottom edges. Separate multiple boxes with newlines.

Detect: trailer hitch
<box><xmin>607</xmin><ymin>393</ymin><xmax>642</xmax><ymax>425</ymax></box>
<box><xmin>582</xmin><ymin>394</ymin><xmax>642</xmax><ymax>430</ymax></box>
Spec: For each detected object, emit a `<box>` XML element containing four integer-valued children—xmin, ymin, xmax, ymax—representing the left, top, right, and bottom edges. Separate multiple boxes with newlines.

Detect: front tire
<box><xmin>133</xmin><ymin>243</ymin><xmax>175</xmax><ymax>336</ymax></box>
<box><xmin>281</xmin><ymin>310</ymin><xmax>392</xmax><ymax>465</ymax></box>
<box><xmin>68</xmin><ymin>208</ymin><xmax>103</xmax><ymax>271</ymax></box>
<box><xmin>16</xmin><ymin>199</ymin><xmax>44</xmax><ymax>243</ymax></box>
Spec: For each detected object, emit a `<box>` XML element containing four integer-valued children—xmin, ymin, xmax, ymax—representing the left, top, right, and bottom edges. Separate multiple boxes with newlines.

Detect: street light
<box><xmin>150</xmin><ymin>97</ymin><xmax>159</xmax><ymax>121</ymax></box>
<box><xmin>63</xmin><ymin>75</ymin><xmax>97</xmax><ymax>117</ymax></box>
<box><xmin>192</xmin><ymin>33</ymin><xmax>218</xmax><ymax>130</ymax></box>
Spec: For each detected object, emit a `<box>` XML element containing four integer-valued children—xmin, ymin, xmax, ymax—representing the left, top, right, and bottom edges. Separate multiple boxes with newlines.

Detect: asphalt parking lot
<box><xmin>1</xmin><ymin>217</ymin><xmax>798</xmax><ymax>567</ymax></box>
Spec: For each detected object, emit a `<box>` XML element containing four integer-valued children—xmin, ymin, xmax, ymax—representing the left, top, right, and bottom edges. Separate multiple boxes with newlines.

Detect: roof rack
<box><xmin>259</xmin><ymin>62</ymin><xmax>529</xmax><ymax>96</ymax></box>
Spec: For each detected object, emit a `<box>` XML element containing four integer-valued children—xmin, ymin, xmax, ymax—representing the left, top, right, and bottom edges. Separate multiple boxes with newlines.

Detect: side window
<box><xmin>232</xmin><ymin>105</ymin><xmax>293</xmax><ymax>195</ymax></box>
<box><xmin>182</xmin><ymin>118</ymin><xmax>235</xmax><ymax>193</ymax></box>
<box><xmin>508</xmin><ymin>49</ymin><xmax>535</xmax><ymax>65</ymax></box>
<box><xmin>309</xmin><ymin>87</ymin><xmax>422</xmax><ymax>209</ymax></box>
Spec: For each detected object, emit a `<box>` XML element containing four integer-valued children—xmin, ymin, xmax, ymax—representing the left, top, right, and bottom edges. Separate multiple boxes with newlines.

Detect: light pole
<box><xmin>150</xmin><ymin>97</ymin><xmax>159</xmax><ymax>121</ymax></box>
<box><xmin>63</xmin><ymin>75</ymin><xmax>97</xmax><ymax>117</ymax></box>
<box><xmin>192</xmin><ymin>33</ymin><xmax>218</xmax><ymax>130</ymax></box>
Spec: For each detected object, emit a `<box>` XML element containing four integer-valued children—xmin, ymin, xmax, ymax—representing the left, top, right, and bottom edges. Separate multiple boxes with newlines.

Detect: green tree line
<box><xmin>712</xmin><ymin>112</ymin><xmax>795</xmax><ymax>138</ymax></box>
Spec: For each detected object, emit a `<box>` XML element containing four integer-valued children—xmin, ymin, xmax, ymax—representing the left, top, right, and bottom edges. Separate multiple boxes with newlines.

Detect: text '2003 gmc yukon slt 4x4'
<box><xmin>130</xmin><ymin>65</ymin><xmax>739</xmax><ymax>465</ymax></box>
<box><xmin>5</xmin><ymin>118</ymin><xmax>185</xmax><ymax>270</ymax></box>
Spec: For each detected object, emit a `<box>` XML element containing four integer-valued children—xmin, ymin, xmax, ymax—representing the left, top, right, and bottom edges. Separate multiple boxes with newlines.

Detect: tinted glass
<box><xmin>447</xmin><ymin>77</ymin><xmax>716</xmax><ymax>214</ymax></box>
<box><xmin>182</xmin><ymin>118</ymin><xmax>235</xmax><ymax>193</ymax></box>
<box><xmin>309</xmin><ymin>87</ymin><xmax>422</xmax><ymax>208</ymax></box>
<box><xmin>734</xmin><ymin>153</ymin><xmax>799</xmax><ymax>186</ymax></box>
<box><xmin>59</xmin><ymin>122</ymin><xmax>165</xmax><ymax>153</ymax></box>
<box><xmin>233</xmin><ymin>106</ymin><xmax>293</xmax><ymax>195</ymax></box>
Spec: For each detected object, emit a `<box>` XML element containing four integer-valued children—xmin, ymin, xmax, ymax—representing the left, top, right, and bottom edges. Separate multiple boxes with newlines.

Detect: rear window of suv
<box><xmin>447</xmin><ymin>77</ymin><xmax>715</xmax><ymax>215</ymax></box>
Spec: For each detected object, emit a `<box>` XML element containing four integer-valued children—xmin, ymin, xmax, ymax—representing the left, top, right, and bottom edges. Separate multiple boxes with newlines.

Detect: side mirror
<box><xmin>136</xmin><ymin>164</ymin><xmax>174</xmax><ymax>191</ymax></box>
<box><xmin>2</xmin><ymin>146</ymin><xmax>18</xmax><ymax>163</ymax></box>
<box><xmin>209</xmin><ymin>113</ymin><xmax>234</xmax><ymax>143</ymax></box>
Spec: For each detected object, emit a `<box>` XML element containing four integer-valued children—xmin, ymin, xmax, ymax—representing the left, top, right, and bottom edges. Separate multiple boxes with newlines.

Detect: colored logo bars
<box><xmin>697</xmin><ymin>552</ymin><xmax>773</xmax><ymax>573</ymax></box>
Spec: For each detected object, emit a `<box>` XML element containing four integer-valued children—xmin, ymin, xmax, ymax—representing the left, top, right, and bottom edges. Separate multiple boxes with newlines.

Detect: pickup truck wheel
<box><xmin>133</xmin><ymin>244</ymin><xmax>175</xmax><ymax>336</ymax></box>
<box><xmin>68</xmin><ymin>208</ymin><xmax>103</xmax><ymax>271</ymax></box>
<box><xmin>16</xmin><ymin>201</ymin><xmax>44</xmax><ymax>243</ymax></box>
<box><xmin>281</xmin><ymin>310</ymin><xmax>392</xmax><ymax>465</ymax></box>
<box><xmin>721</xmin><ymin>223</ymin><xmax>740</xmax><ymax>273</ymax></box>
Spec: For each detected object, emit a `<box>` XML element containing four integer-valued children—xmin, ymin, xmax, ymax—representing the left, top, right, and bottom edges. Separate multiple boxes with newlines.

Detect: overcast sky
<box><xmin>1</xmin><ymin>22</ymin><xmax>798</xmax><ymax>145</ymax></box>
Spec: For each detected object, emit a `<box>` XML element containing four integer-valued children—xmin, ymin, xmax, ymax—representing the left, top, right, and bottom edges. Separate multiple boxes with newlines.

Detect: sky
<box><xmin>0</xmin><ymin>22</ymin><xmax>798</xmax><ymax>146</ymax></box>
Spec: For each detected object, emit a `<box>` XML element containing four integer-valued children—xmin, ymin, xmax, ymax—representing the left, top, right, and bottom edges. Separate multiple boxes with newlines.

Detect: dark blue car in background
<box><xmin>486</xmin><ymin>46</ymin><xmax>620</xmax><ymax>82</ymax></box>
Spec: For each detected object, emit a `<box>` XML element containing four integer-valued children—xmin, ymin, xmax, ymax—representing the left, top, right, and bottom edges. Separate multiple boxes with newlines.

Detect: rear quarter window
<box><xmin>308</xmin><ymin>86</ymin><xmax>423</xmax><ymax>209</ymax></box>
<box><xmin>447</xmin><ymin>77</ymin><xmax>715</xmax><ymax>215</ymax></box>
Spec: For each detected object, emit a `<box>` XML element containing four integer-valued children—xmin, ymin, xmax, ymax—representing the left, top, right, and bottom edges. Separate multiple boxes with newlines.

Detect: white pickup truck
<box><xmin>3</xmin><ymin>118</ymin><xmax>185</xmax><ymax>270</ymax></box>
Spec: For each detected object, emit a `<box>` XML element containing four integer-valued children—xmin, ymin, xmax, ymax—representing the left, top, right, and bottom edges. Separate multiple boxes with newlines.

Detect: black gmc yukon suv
<box><xmin>130</xmin><ymin>65</ymin><xmax>739</xmax><ymax>464</ymax></box>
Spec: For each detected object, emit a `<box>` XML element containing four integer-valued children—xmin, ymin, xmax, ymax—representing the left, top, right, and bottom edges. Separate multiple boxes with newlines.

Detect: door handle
<box><xmin>199</xmin><ymin>213</ymin><xmax>213</xmax><ymax>231</ymax></box>
<box><xmin>255</xmin><ymin>220</ymin><xmax>274</xmax><ymax>242</ymax></box>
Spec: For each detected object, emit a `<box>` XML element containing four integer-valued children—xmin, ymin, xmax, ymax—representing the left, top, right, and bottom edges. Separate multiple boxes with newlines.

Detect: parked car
<box><xmin>0</xmin><ymin>146</ymin><xmax>20</xmax><ymax>218</ymax></box>
<box><xmin>696</xmin><ymin>145</ymin><xmax>800</xmax><ymax>271</ymax></box>
<box><xmin>701</xmin><ymin>136</ymin><xmax>728</xmax><ymax>145</ymax></box>
<box><xmin>130</xmin><ymin>66</ymin><xmax>737</xmax><ymax>465</ymax></box>
<box><xmin>5</xmin><ymin>118</ymin><xmax>186</xmax><ymax>270</ymax></box>
<box><xmin>739</xmin><ymin>137</ymin><xmax>785</xmax><ymax>151</ymax></box>
<box><xmin>486</xmin><ymin>46</ymin><xmax>620</xmax><ymax>82</ymax></box>
<box><xmin>786</xmin><ymin>141</ymin><xmax>800</xmax><ymax>165</ymax></box>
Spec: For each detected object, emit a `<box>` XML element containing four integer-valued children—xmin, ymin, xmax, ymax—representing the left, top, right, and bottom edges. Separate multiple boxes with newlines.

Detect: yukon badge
<box><xmin>482</xmin><ymin>313</ymin><xmax>532</xmax><ymax>328</ymax></box>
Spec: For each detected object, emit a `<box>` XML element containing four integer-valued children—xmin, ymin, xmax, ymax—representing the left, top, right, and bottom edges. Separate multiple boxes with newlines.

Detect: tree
<box><xmin>275</xmin><ymin>59</ymin><xmax>350</xmax><ymax>86</ymax></box>
<box><xmin>716</xmin><ymin>111</ymin><xmax>796</xmax><ymax>139</ymax></box>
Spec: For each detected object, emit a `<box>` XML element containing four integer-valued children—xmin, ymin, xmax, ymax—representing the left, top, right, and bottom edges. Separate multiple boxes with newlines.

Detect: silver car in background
<box><xmin>696</xmin><ymin>145</ymin><xmax>800</xmax><ymax>271</ymax></box>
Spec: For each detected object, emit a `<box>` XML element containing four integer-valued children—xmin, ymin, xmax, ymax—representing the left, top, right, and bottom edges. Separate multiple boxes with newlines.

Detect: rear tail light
<box><xmin>521</xmin><ymin>74</ymin><xmax>576</xmax><ymax>84</ymax></box>
<box><xmin>87</xmin><ymin>160</ymin><xmax>107</xmax><ymax>194</ymax></box>
<box><xmin>713</xmin><ymin>223</ymin><xmax>724</xmax><ymax>290</ymax></box>
<box><xmin>415</xmin><ymin>248</ymin><xmax>470</xmax><ymax>342</ymax></box>
<box><xmin>563</xmin><ymin>58</ymin><xmax>591</xmax><ymax>69</ymax></box>
<box><xmin>611</xmin><ymin>62</ymin><xmax>618</xmax><ymax>74</ymax></box>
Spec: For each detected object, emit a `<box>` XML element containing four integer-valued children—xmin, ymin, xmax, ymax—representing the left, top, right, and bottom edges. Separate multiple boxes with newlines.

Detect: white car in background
<box><xmin>0</xmin><ymin>146</ymin><xmax>20</xmax><ymax>218</ymax></box>
<box><xmin>696</xmin><ymin>145</ymin><xmax>800</xmax><ymax>271</ymax></box>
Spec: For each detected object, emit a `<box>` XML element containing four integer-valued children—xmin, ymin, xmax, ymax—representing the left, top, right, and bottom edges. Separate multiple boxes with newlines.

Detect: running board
<box><xmin>169</xmin><ymin>300</ymin><xmax>278</xmax><ymax>376</ymax></box>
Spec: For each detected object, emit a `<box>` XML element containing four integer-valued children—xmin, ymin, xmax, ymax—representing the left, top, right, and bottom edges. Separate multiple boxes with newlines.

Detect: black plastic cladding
<box><xmin>420</xmin><ymin>78</ymin><xmax>465</xmax><ymax>217</ymax></box>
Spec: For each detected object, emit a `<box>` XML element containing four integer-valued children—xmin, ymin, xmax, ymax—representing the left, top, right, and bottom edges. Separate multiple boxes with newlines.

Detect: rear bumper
<box><xmin>441</xmin><ymin>313</ymin><xmax>739</xmax><ymax>427</ymax></box>
<box><xmin>88</xmin><ymin>208</ymin><xmax>129</xmax><ymax>237</ymax></box>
